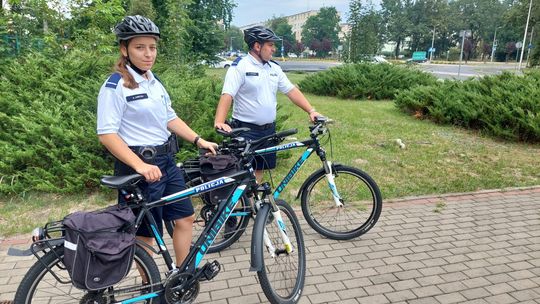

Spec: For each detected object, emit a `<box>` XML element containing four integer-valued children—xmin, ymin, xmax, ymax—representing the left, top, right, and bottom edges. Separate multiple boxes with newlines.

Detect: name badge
<box><xmin>126</xmin><ymin>93</ymin><xmax>149</xmax><ymax>102</ymax></box>
<box><xmin>246</xmin><ymin>72</ymin><xmax>259</xmax><ymax>76</ymax></box>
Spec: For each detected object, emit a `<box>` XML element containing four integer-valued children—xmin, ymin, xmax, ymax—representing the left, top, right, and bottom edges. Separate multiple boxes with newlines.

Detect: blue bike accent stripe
<box><xmin>273</xmin><ymin>148</ymin><xmax>314</xmax><ymax>199</ymax></box>
<box><xmin>151</xmin><ymin>225</ymin><xmax>165</xmax><ymax>246</ymax></box>
<box><xmin>196</xmin><ymin>251</ymin><xmax>204</xmax><ymax>266</ymax></box>
<box><xmin>328</xmin><ymin>181</ymin><xmax>341</xmax><ymax>198</ymax></box>
<box><xmin>194</xmin><ymin>185</ymin><xmax>247</xmax><ymax>267</ymax></box>
<box><xmin>121</xmin><ymin>292</ymin><xmax>158</xmax><ymax>303</ymax></box>
<box><xmin>278</xmin><ymin>219</ymin><xmax>286</xmax><ymax>231</ymax></box>
<box><xmin>231</xmin><ymin>186</ymin><xmax>244</xmax><ymax>202</ymax></box>
<box><xmin>231</xmin><ymin>212</ymin><xmax>250</xmax><ymax>216</ymax></box>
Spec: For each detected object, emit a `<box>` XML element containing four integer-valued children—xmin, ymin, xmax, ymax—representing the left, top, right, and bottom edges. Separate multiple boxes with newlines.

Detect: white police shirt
<box><xmin>221</xmin><ymin>53</ymin><xmax>295</xmax><ymax>125</ymax></box>
<box><xmin>97</xmin><ymin>66</ymin><xmax>176</xmax><ymax>146</ymax></box>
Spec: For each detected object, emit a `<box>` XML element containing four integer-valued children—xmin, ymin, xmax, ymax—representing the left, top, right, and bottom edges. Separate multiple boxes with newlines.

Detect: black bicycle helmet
<box><xmin>114</xmin><ymin>15</ymin><xmax>160</xmax><ymax>41</ymax></box>
<box><xmin>243</xmin><ymin>26</ymin><xmax>280</xmax><ymax>48</ymax></box>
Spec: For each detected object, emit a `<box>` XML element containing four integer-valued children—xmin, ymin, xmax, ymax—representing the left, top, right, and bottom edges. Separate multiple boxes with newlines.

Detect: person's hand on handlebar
<box><xmin>309</xmin><ymin>110</ymin><xmax>322</xmax><ymax>122</ymax></box>
<box><xmin>214</xmin><ymin>122</ymin><xmax>232</xmax><ymax>133</ymax></box>
<box><xmin>197</xmin><ymin>138</ymin><xmax>218</xmax><ymax>155</ymax></box>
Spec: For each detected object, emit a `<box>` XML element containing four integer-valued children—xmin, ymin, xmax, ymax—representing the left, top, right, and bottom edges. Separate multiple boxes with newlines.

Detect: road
<box><xmin>279</xmin><ymin>59</ymin><xmax>521</xmax><ymax>80</ymax></box>
<box><xmin>415</xmin><ymin>62</ymin><xmax>521</xmax><ymax>80</ymax></box>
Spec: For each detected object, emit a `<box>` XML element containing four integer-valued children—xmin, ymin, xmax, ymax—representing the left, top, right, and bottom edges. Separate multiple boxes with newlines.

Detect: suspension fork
<box><xmin>260</xmin><ymin>183</ymin><xmax>294</xmax><ymax>255</ymax></box>
<box><xmin>318</xmin><ymin>148</ymin><xmax>344</xmax><ymax>207</ymax></box>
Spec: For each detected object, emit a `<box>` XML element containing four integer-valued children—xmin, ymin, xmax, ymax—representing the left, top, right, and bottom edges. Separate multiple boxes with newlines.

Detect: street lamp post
<box><xmin>429</xmin><ymin>26</ymin><xmax>435</xmax><ymax>61</ymax></box>
<box><xmin>491</xmin><ymin>26</ymin><xmax>501</xmax><ymax>63</ymax></box>
<box><xmin>518</xmin><ymin>0</ymin><xmax>533</xmax><ymax>70</ymax></box>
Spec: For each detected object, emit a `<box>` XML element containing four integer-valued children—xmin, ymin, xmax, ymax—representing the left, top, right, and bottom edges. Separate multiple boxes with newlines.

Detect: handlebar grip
<box><xmin>275</xmin><ymin>128</ymin><xmax>298</xmax><ymax>138</ymax></box>
<box><xmin>216</xmin><ymin>127</ymin><xmax>251</xmax><ymax>138</ymax></box>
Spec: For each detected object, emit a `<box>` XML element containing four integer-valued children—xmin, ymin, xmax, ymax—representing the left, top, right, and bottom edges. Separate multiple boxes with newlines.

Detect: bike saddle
<box><xmin>100</xmin><ymin>174</ymin><xmax>144</xmax><ymax>189</ymax></box>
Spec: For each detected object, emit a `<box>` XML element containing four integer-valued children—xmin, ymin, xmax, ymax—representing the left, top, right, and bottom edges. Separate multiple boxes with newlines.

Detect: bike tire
<box><xmin>301</xmin><ymin>164</ymin><xmax>382</xmax><ymax>240</ymax></box>
<box><xmin>165</xmin><ymin>177</ymin><xmax>251</xmax><ymax>253</ymax></box>
<box><xmin>14</xmin><ymin>245</ymin><xmax>162</xmax><ymax>304</ymax></box>
<box><xmin>254</xmin><ymin>199</ymin><xmax>306</xmax><ymax>304</ymax></box>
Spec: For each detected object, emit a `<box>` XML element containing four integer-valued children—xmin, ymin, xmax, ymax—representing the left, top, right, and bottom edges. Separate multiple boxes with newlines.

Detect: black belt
<box><xmin>233</xmin><ymin>120</ymin><xmax>275</xmax><ymax>130</ymax></box>
<box><xmin>129</xmin><ymin>137</ymin><xmax>176</xmax><ymax>161</ymax></box>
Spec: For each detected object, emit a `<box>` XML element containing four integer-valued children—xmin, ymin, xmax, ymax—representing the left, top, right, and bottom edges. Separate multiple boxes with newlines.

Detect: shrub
<box><xmin>298</xmin><ymin>63</ymin><xmax>437</xmax><ymax>100</ymax></box>
<box><xmin>395</xmin><ymin>71</ymin><xmax>540</xmax><ymax>142</ymax></box>
<box><xmin>0</xmin><ymin>52</ymin><xmax>243</xmax><ymax>194</ymax></box>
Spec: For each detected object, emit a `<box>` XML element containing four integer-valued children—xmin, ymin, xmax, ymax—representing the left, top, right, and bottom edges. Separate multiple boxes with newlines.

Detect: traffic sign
<box><xmin>516</xmin><ymin>41</ymin><xmax>523</xmax><ymax>49</ymax></box>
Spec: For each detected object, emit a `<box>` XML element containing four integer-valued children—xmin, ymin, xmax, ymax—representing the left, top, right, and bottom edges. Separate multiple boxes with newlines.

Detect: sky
<box><xmin>231</xmin><ymin>0</ymin><xmax>351</xmax><ymax>27</ymax></box>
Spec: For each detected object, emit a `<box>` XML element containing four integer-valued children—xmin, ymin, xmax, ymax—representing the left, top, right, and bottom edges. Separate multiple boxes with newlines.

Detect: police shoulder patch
<box><xmin>232</xmin><ymin>56</ymin><xmax>243</xmax><ymax>66</ymax></box>
<box><xmin>105</xmin><ymin>73</ymin><xmax>122</xmax><ymax>89</ymax></box>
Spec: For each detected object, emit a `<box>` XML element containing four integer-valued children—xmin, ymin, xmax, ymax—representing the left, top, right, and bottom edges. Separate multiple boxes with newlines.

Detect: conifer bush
<box><xmin>395</xmin><ymin>71</ymin><xmax>540</xmax><ymax>143</ymax></box>
<box><xmin>0</xmin><ymin>52</ymin><xmax>225</xmax><ymax>194</ymax></box>
<box><xmin>298</xmin><ymin>63</ymin><xmax>437</xmax><ymax>100</ymax></box>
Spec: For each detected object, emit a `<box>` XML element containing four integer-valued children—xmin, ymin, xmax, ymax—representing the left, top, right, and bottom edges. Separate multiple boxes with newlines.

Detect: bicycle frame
<box><xmin>123</xmin><ymin>167</ymin><xmax>293</xmax><ymax>302</ymax></box>
<box><xmin>253</xmin><ymin>133</ymin><xmax>344</xmax><ymax>208</ymax></box>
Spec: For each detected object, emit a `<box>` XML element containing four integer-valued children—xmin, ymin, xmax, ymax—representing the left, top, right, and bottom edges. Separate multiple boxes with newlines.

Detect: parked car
<box><xmin>202</xmin><ymin>56</ymin><xmax>233</xmax><ymax>68</ymax></box>
<box><xmin>371</xmin><ymin>56</ymin><xmax>389</xmax><ymax>64</ymax></box>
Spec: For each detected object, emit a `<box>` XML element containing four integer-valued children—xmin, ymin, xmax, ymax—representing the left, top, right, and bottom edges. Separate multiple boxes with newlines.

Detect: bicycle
<box><xmin>10</xmin><ymin>128</ymin><xmax>306</xmax><ymax>304</ymax></box>
<box><xmin>166</xmin><ymin>116</ymin><xmax>383</xmax><ymax>253</ymax></box>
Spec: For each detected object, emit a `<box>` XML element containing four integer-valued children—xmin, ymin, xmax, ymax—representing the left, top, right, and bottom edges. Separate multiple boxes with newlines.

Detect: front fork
<box><xmin>322</xmin><ymin>160</ymin><xmax>344</xmax><ymax>207</ymax></box>
<box><xmin>259</xmin><ymin>183</ymin><xmax>294</xmax><ymax>256</ymax></box>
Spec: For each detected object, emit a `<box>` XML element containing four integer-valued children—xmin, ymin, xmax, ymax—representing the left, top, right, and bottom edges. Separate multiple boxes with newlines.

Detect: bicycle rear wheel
<box><xmin>165</xmin><ymin>177</ymin><xmax>251</xmax><ymax>253</ymax></box>
<box><xmin>254</xmin><ymin>199</ymin><xmax>305</xmax><ymax>304</ymax></box>
<box><xmin>13</xmin><ymin>245</ymin><xmax>161</xmax><ymax>304</ymax></box>
<box><xmin>301</xmin><ymin>164</ymin><xmax>382</xmax><ymax>240</ymax></box>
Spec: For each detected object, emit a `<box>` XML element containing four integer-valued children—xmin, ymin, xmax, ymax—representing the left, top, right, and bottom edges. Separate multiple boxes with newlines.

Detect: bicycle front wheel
<box><xmin>254</xmin><ymin>199</ymin><xmax>305</xmax><ymax>304</ymax></box>
<box><xmin>14</xmin><ymin>245</ymin><xmax>161</xmax><ymax>304</ymax></box>
<box><xmin>301</xmin><ymin>164</ymin><xmax>383</xmax><ymax>240</ymax></box>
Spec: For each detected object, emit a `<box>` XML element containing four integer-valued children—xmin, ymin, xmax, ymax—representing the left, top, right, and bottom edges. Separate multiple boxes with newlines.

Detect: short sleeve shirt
<box><xmin>221</xmin><ymin>54</ymin><xmax>295</xmax><ymax>125</ymax></box>
<box><xmin>96</xmin><ymin>66</ymin><xmax>177</xmax><ymax>146</ymax></box>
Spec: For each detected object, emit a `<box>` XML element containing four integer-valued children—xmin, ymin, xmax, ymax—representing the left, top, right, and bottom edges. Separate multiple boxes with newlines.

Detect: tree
<box><xmin>128</xmin><ymin>0</ymin><xmax>157</xmax><ymax>20</ymax></box>
<box><xmin>301</xmin><ymin>6</ymin><xmax>340</xmax><ymax>57</ymax></box>
<box><xmin>290</xmin><ymin>41</ymin><xmax>304</xmax><ymax>56</ymax></box>
<box><xmin>223</xmin><ymin>26</ymin><xmax>243</xmax><ymax>52</ymax></box>
<box><xmin>347</xmin><ymin>0</ymin><xmax>384</xmax><ymax>62</ymax></box>
<box><xmin>268</xmin><ymin>16</ymin><xmax>294</xmax><ymax>57</ymax></box>
<box><xmin>381</xmin><ymin>0</ymin><xmax>413</xmax><ymax>57</ymax></box>
<box><xmin>504</xmin><ymin>0</ymin><xmax>539</xmax><ymax>66</ymax></box>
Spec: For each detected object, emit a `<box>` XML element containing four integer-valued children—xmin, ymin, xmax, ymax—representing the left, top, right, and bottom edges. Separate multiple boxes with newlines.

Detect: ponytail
<box><xmin>114</xmin><ymin>41</ymin><xmax>138</xmax><ymax>89</ymax></box>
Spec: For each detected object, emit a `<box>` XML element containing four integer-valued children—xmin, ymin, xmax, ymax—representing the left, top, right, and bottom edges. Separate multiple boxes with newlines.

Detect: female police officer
<box><xmin>97</xmin><ymin>15</ymin><xmax>216</xmax><ymax>267</ymax></box>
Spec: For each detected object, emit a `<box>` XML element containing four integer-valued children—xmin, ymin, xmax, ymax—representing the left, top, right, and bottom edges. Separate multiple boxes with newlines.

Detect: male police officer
<box><xmin>214</xmin><ymin>26</ymin><xmax>321</xmax><ymax>182</ymax></box>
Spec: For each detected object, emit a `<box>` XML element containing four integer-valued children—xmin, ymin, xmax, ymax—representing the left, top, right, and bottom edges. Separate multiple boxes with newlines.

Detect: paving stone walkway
<box><xmin>1</xmin><ymin>187</ymin><xmax>539</xmax><ymax>303</ymax></box>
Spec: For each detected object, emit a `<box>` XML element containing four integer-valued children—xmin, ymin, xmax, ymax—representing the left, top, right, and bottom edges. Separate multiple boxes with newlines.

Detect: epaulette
<box><xmin>232</xmin><ymin>57</ymin><xmax>243</xmax><ymax>66</ymax></box>
<box><xmin>105</xmin><ymin>73</ymin><xmax>122</xmax><ymax>89</ymax></box>
<box><xmin>153</xmin><ymin>73</ymin><xmax>163</xmax><ymax>84</ymax></box>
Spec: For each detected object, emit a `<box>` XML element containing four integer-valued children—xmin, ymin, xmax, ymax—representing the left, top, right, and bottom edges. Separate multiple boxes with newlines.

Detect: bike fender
<box><xmin>295</xmin><ymin>163</ymin><xmax>344</xmax><ymax>199</ymax></box>
<box><xmin>249</xmin><ymin>203</ymin><xmax>271</xmax><ymax>272</ymax></box>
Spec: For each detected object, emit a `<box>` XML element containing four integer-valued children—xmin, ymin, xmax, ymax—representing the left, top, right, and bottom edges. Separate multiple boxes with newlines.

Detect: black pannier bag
<box><xmin>62</xmin><ymin>205</ymin><xmax>136</xmax><ymax>290</ymax></box>
<box><xmin>199</xmin><ymin>154</ymin><xmax>241</xmax><ymax>205</ymax></box>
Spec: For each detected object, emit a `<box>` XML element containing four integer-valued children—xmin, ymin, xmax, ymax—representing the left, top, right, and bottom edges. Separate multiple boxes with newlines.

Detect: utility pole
<box><xmin>518</xmin><ymin>0</ymin><xmax>533</xmax><ymax>70</ymax></box>
<box><xmin>491</xmin><ymin>27</ymin><xmax>500</xmax><ymax>63</ymax></box>
<box><xmin>430</xmin><ymin>27</ymin><xmax>435</xmax><ymax>61</ymax></box>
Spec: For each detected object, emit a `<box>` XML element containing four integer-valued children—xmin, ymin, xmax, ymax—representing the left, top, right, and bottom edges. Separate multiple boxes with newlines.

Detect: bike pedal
<box><xmin>201</xmin><ymin>260</ymin><xmax>221</xmax><ymax>281</ymax></box>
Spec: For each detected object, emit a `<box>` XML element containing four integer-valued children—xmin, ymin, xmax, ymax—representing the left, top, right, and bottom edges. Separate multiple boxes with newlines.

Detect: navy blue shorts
<box><xmin>115</xmin><ymin>153</ymin><xmax>194</xmax><ymax>237</ymax></box>
<box><xmin>240</xmin><ymin>125</ymin><xmax>277</xmax><ymax>170</ymax></box>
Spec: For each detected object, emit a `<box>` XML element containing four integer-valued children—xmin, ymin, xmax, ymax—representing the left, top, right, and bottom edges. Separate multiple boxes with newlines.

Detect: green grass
<box><xmin>1</xmin><ymin>70</ymin><xmax>539</xmax><ymax>237</ymax></box>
